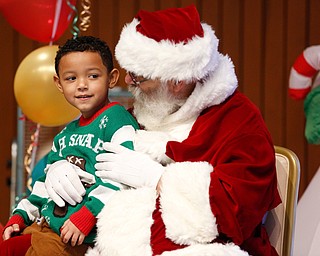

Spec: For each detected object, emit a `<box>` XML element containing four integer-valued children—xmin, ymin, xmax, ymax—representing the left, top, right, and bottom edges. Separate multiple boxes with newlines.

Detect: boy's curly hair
<box><xmin>55</xmin><ymin>36</ymin><xmax>114</xmax><ymax>76</ymax></box>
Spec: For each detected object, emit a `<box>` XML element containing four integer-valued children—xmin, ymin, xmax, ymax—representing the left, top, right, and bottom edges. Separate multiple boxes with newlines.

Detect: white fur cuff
<box><xmin>160</xmin><ymin>161</ymin><xmax>218</xmax><ymax>244</ymax></box>
<box><xmin>89</xmin><ymin>188</ymin><xmax>157</xmax><ymax>256</ymax></box>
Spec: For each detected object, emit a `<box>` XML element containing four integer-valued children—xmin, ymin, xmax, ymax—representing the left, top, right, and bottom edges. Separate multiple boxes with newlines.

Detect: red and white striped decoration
<box><xmin>289</xmin><ymin>45</ymin><xmax>320</xmax><ymax>100</ymax></box>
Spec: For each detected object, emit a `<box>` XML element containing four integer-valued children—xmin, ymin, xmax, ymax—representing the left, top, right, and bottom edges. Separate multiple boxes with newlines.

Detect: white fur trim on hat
<box><xmin>115</xmin><ymin>19</ymin><xmax>220</xmax><ymax>82</ymax></box>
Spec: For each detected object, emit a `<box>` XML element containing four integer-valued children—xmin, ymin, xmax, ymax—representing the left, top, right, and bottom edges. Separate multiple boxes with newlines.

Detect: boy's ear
<box><xmin>108</xmin><ymin>68</ymin><xmax>120</xmax><ymax>89</ymax></box>
<box><xmin>53</xmin><ymin>75</ymin><xmax>63</xmax><ymax>93</ymax></box>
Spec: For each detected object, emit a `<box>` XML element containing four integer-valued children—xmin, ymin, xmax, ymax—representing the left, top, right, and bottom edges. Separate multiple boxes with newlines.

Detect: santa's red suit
<box><xmin>86</xmin><ymin>53</ymin><xmax>281</xmax><ymax>256</ymax></box>
<box><xmin>86</xmin><ymin>5</ymin><xmax>281</xmax><ymax>256</ymax></box>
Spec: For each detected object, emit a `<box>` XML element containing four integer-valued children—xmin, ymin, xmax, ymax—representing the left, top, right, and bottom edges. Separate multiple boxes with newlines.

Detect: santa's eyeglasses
<box><xmin>128</xmin><ymin>72</ymin><xmax>149</xmax><ymax>85</ymax></box>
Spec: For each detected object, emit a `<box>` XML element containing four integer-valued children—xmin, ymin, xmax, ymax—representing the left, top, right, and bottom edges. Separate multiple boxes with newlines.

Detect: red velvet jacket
<box><xmin>150</xmin><ymin>91</ymin><xmax>281</xmax><ymax>256</ymax></box>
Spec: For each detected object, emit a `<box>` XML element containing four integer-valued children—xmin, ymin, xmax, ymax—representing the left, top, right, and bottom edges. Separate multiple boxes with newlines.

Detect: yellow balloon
<box><xmin>14</xmin><ymin>45</ymin><xmax>80</xmax><ymax>127</ymax></box>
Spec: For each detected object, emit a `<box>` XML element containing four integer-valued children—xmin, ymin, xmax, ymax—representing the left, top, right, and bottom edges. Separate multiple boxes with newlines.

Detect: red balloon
<box><xmin>0</xmin><ymin>0</ymin><xmax>77</xmax><ymax>42</ymax></box>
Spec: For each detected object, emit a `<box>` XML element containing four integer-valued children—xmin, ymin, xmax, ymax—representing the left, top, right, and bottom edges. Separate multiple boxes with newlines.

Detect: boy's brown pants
<box><xmin>22</xmin><ymin>220</ymin><xmax>91</xmax><ymax>256</ymax></box>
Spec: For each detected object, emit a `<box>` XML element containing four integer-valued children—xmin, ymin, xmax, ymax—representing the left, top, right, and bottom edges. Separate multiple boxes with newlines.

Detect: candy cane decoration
<box><xmin>289</xmin><ymin>45</ymin><xmax>320</xmax><ymax>100</ymax></box>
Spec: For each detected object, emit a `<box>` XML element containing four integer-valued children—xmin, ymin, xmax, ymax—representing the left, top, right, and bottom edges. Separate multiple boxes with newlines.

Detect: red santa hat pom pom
<box><xmin>115</xmin><ymin>5</ymin><xmax>220</xmax><ymax>82</ymax></box>
<box><xmin>289</xmin><ymin>45</ymin><xmax>320</xmax><ymax>100</ymax></box>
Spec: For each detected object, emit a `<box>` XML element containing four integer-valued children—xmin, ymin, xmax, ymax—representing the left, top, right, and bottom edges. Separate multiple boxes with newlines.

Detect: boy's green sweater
<box><xmin>13</xmin><ymin>103</ymin><xmax>139</xmax><ymax>243</ymax></box>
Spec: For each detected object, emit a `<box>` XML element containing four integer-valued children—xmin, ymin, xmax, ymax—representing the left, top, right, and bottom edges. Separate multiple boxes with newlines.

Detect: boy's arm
<box><xmin>110</xmin><ymin>124</ymin><xmax>136</xmax><ymax>150</ymax></box>
<box><xmin>9</xmin><ymin>176</ymin><xmax>49</xmax><ymax>230</ymax></box>
<box><xmin>68</xmin><ymin>182</ymin><xmax>118</xmax><ymax>236</ymax></box>
<box><xmin>2</xmin><ymin>180</ymin><xmax>48</xmax><ymax>240</ymax></box>
<box><xmin>69</xmin><ymin>205</ymin><xmax>96</xmax><ymax>236</ymax></box>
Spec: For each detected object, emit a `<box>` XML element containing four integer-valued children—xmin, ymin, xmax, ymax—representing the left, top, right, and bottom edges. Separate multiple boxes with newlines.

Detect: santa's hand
<box><xmin>45</xmin><ymin>160</ymin><xmax>95</xmax><ymax>207</ymax></box>
<box><xmin>95</xmin><ymin>142</ymin><xmax>164</xmax><ymax>189</ymax></box>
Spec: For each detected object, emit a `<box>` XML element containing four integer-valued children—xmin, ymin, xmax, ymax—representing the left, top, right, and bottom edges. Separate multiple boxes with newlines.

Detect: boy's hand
<box><xmin>3</xmin><ymin>224</ymin><xmax>20</xmax><ymax>240</ymax></box>
<box><xmin>60</xmin><ymin>219</ymin><xmax>85</xmax><ymax>246</ymax></box>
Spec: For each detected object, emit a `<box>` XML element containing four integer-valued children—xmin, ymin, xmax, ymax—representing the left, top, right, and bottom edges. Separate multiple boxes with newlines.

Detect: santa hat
<box><xmin>115</xmin><ymin>5</ymin><xmax>220</xmax><ymax>82</ymax></box>
<box><xmin>289</xmin><ymin>45</ymin><xmax>320</xmax><ymax>100</ymax></box>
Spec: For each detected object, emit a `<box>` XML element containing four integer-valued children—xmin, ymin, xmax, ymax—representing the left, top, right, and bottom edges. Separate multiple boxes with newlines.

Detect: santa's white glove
<box><xmin>45</xmin><ymin>160</ymin><xmax>96</xmax><ymax>207</ymax></box>
<box><xmin>95</xmin><ymin>142</ymin><xmax>164</xmax><ymax>189</ymax></box>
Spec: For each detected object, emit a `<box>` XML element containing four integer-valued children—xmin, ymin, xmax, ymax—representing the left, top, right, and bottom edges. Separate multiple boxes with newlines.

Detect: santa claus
<box><xmin>46</xmin><ymin>5</ymin><xmax>281</xmax><ymax>256</ymax></box>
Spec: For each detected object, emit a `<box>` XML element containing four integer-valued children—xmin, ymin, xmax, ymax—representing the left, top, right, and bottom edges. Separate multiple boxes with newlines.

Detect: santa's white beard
<box><xmin>129</xmin><ymin>82</ymin><xmax>186</xmax><ymax>130</ymax></box>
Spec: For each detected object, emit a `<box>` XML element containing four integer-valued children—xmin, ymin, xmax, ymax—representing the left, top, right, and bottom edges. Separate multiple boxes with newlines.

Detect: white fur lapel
<box><xmin>164</xmin><ymin>54</ymin><xmax>238</xmax><ymax>126</ymax></box>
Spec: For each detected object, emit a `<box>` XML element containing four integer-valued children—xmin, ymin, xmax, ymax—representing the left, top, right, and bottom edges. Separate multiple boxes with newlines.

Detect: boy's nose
<box><xmin>78</xmin><ymin>79</ymin><xmax>88</xmax><ymax>90</ymax></box>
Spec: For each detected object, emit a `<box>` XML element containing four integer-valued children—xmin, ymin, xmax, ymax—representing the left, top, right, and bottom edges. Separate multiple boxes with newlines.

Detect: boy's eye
<box><xmin>66</xmin><ymin>76</ymin><xmax>76</xmax><ymax>81</ymax></box>
<box><xmin>89</xmin><ymin>74</ymin><xmax>99</xmax><ymax>79</ymax></box>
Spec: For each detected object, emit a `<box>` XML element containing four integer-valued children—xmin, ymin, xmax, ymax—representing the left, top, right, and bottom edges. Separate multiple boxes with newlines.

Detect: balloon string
<box><xmin>50</xmin><ymin>0</ymin><xmax>63</xmax><ymax>43</ymax></box>
<box><xmin>67</xmin><ymin>0</ymin><xmax>80</xmax><ymax>38</ymax></box>
<box><xmin>24</xmin><ymin>124</ymin><xmax>41</xmax><ymax>192</ymax></box>
<box><xmin>79</xmin><ymin>0</ymin><xmax>91</xmax><ymax>31</ymax></box>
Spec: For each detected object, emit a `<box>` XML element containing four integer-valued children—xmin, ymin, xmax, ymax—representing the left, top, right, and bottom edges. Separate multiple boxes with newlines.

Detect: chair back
<box><xmin>264</xmin><ymin>146</ymin><xmax>300</xmax><ymax>256</ymax></box>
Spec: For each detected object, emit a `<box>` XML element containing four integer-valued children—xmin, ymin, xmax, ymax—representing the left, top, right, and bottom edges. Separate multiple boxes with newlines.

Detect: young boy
<box><xmin>1</xmin><ymin>36</ymin><xmax>139</xmax><ymax>255</ymax></box>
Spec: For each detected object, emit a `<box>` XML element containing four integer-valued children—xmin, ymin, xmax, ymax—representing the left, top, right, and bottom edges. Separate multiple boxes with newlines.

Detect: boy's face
<box><xmin>54</xmin><ymin>51</ymin><xmax>117</xmax><ymax>118</ymax></box>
